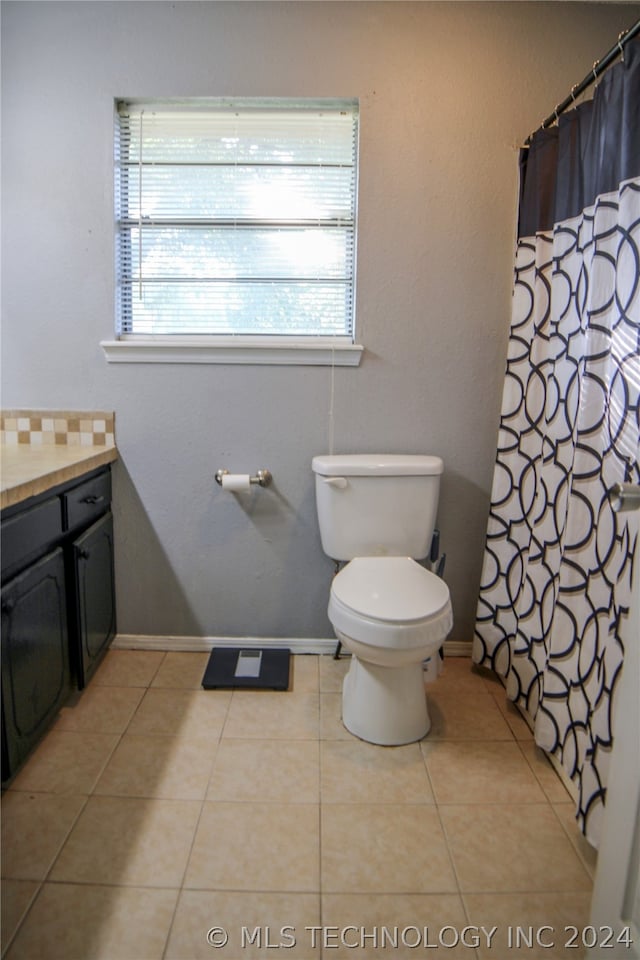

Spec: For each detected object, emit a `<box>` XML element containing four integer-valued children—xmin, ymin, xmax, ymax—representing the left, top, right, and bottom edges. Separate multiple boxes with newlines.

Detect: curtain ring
<box><xmin>617</xmin><ymin>30</ymin><xmax>626</xmax><ymax>58</ymax></box>
<box><xmin>592</xmin><ymin>59</ymin><xmax>600</xmax><ymax>83</ymax></box>
<box><xmin>570</xmin><ymin>83</ymin><xmax>579</xmax><ymax>103</ymax></box>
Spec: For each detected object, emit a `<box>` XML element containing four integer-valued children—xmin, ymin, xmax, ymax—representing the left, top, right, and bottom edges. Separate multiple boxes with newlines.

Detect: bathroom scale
<box><xmin>202</xmin><ymin>647</ymin><xmax>291</xmax><ymax>690</ymax></box>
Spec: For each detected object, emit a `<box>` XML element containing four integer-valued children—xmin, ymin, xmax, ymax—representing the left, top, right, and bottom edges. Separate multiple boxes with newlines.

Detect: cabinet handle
<box><xmin>1</xmin><ymin>599</ymin><xmax>15</xmax><ymax>614</ymax></box>
<box><xmin>78</xmin><ymin>548</ymin><xmax>91</xmax><ymax>560</ymax></box>
<box><xmin>82</xmin><ymin>495</ymin><xmax>105</xmax><ymax>504</ymax></box>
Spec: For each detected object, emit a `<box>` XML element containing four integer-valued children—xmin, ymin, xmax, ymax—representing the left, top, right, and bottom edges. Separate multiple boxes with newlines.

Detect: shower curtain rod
<box><xmin>525</xmin><ymin>18</ymin><xmax>640</xmax><ymax>144</ymax></box>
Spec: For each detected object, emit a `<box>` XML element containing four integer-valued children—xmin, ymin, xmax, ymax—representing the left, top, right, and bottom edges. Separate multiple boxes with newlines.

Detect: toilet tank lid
<box><xmin>312</xmin><ymin>454</ymin><xmax>443</xmax><ymax>477</ymax></box>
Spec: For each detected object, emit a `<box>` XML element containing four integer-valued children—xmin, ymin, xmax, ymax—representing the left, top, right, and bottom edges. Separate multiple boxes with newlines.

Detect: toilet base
<box><xmin>342</xmin><ymin>656</ymin><xmax>431</xmax><ymax>745</ymax></box>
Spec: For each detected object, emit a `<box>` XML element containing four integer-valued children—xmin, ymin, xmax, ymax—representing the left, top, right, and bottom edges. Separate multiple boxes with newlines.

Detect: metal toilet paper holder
<box><xmin>216</xmin><ymin>469</ymin><xmax>273</xmax><ymax>488</ymax></box>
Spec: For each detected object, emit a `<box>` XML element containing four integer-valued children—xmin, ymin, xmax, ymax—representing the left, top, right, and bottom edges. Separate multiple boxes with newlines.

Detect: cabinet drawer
<box><xmin>1</xmin><ymin>497</ymin><xmax>62</xmax><ymax>580</ymax></box>
<box><xmin>63</xmin><ymin>470</ymin><xmax>111</xmax><ymax>531</ymax></box>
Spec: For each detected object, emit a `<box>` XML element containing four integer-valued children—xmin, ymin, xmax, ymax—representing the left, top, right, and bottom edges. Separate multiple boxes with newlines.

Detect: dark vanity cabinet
<box><xmin>1</xmin><ymin>466</ymin><xmax>116</xmax><ymax>781</ymax></box>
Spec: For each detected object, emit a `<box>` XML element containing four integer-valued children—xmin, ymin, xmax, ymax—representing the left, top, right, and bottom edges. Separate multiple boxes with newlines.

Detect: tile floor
<box><xmin>1</xmin><ymin>653</ymin><xmax>597</xmax><ymax>960</ymax></box>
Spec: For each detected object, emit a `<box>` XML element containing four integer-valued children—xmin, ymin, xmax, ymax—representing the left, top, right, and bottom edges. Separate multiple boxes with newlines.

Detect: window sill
<box><xmin>100</xmin><ymin>337</ymin><xmax>363</xmax><ymax>366</ymax></box>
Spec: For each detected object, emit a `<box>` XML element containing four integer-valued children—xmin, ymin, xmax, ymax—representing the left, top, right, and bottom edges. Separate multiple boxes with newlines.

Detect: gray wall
<box><xmin>3</xmin><ymin>1</ymin><xmax>638</xmax><ymax>643</ymax></box>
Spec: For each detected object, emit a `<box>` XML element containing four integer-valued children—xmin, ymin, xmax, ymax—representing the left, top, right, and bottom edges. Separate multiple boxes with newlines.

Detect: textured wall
<box><xmin>3</xmin><ymin>1</ymin><xmax>639</xmax><ymax>643</ymax></box>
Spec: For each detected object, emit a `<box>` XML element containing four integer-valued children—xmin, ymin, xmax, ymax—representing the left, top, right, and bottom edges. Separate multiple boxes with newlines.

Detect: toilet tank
<box><xmin>312</xmin><ymin>454</ymin><xmax>443</xmax><ymax>561</ymax></box>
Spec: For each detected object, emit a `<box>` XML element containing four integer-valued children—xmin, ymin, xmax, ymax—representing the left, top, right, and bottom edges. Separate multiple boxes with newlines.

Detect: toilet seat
<box><xmin>329</xmin><ymin>557</ymin><xmax>452</xmax><ymax>649</ymax></box>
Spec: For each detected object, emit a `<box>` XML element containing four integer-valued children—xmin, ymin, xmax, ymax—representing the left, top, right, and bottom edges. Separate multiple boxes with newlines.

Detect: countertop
<box><xmin>1</xmin><ymin>443</ymin><xmax>118</xmax><ymax>510</ymax></box>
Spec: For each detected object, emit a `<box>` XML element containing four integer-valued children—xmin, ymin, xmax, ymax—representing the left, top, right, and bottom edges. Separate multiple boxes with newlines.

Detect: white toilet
<box><xmin>312</xmin><ymin>454</ymin><xmax>453</xmax><ymax>745</ymax></box>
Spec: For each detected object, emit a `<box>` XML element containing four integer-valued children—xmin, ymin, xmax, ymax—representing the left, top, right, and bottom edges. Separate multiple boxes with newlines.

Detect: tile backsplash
<box><xmin>1</xmin><ymin>410</ymin><xmax>115</xmax><ymax>447</ymax></box>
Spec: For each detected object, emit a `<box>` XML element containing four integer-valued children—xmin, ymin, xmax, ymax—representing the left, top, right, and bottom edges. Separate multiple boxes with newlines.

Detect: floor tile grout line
<box><xmin>428</xmin><ymin>774</ymin><xmax>468</xmax><ymax>906</ymax></box>
<box><xmin>513</xmin><ymin>736</ymin><xmax>569</xmax><ymax>802</ymax></box>
<box><xmin>13</xmin><ymin>874</ymin><xmax>592</xmax><ymax>895</ymax></box>
<box><xmin>548</xmin><ymin>799</ymin><xmax>598</xmax><ymax>882</ymax></box>
<box><xmin>0</xmin><ymin>878</ymin><xmax>43</xmax><ymax>960</ymax></box>
<box><xmin>318</xmin><ymin>664</ymin><xmax>331</xmax><ymax>960</ymax></box>
<box><xmin>160</xmin><ymin>888</ymin><xmax>184</xmax><ymax>959</ymax></box>
<box><xmin>11</xmin><ymin>875</ymin><xmax>591</xmax><ymax>897</ymax></box>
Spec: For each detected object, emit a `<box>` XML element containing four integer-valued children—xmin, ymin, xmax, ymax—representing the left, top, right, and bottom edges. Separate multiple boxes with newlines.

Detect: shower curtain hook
<box><xmin>592</xmin><ymin>59</ymin><xmax>600</xmax><ymax>84</ymax></box>
<box><xmin>570</xmin><ymin>83</ymin><xmax>579</xmax><ymax>103</ymax></box>
<box><xmin>617</xmin><ymin>30</ymin><xmax>626</xmax><ymax>59</ymax></box>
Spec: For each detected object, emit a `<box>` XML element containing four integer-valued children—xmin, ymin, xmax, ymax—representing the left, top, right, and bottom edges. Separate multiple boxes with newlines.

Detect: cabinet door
<box><xmin>73</xmin><ymin>511</ymin><xmax>116</xmax><ymax>688</ymax></box>
<box><xmin>1</xmin><ymin>548</ymin><xmax>70</xmax><ymax>780</ymax></box>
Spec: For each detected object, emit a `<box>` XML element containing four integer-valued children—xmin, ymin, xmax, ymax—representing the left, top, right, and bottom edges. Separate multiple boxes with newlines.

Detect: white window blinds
<box><xmin>115</xmin><ymin>99</ymin><xmax>359</xmax><ymax>338</ymax></box>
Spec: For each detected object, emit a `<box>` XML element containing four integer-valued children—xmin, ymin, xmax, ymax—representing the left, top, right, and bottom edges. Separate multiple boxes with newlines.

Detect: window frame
<box><xmin>103</xmin><ymin>97</ymin><xmax>363</xmax><ymax>366</ymax></box>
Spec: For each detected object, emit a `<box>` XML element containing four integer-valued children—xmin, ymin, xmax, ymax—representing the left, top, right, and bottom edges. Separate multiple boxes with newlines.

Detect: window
<box><xmin>106</xmin><ymin>98</ymin><xmax>362</xmax><ymax>365</ymax></box>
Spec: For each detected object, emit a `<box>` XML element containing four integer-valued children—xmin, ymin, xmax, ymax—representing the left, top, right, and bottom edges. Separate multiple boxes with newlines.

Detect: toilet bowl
<box><xmin>329</xmin><ymin>557</ymin><xmax>453</xmax><ymax>745</ymax></box>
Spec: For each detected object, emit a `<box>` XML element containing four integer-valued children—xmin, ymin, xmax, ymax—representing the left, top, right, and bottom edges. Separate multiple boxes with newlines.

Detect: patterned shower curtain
<box><xmin>473</xmin><ymin>40</ymin><xmax>640</xmax><ymax>847</ymax></box>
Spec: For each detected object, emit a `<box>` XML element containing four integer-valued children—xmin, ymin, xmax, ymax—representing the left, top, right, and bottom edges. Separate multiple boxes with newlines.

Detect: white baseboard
<box><xmin>112</xmin><ymin>634</ymin><xmax>473</xmax><ymax>657</ymax></box>
<box><xmin>112</xmin><ymin>634</ymin><xmax>338</xmax><ymax>655</ymax></box>
<box><xmin>442</xmin><ymin>639</ymin><xmax>473</xmax><ymax>657</ymax></box>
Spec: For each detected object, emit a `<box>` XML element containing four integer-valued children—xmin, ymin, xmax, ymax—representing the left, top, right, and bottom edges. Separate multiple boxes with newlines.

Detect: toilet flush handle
<box><xmin>320</xmin><ymin>476</ymin><xmax>348</xmax><ymax>489</ymax></box>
